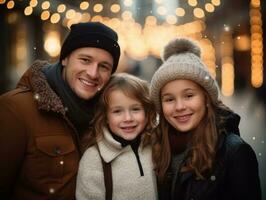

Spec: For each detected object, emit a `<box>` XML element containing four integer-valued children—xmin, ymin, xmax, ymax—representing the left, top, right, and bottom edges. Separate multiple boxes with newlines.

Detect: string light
<box><xmin>221</xmin><ymin>33</ymin><xmax>235</xmax><ymax>96</ymax></box>
<box><xmin>6</xmin><ymin>0</ymin><xmax>14</xmax><ymax>9</ymax></box>
<box><xmin>250</xmin><ymin>0</ymin><xmax>263</xmax><ymax>88</ymax></box>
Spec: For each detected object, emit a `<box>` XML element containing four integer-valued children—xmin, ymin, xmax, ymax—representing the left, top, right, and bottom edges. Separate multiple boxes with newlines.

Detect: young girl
<box><xmin>76</xmin><ymin>73</ymin><xmax>158</xmax><ymax>200</ymax></box>
<box><xmin>150</xmin><ymin>38</ymin><xmax>261</xmax><ymax>200</ymax></box>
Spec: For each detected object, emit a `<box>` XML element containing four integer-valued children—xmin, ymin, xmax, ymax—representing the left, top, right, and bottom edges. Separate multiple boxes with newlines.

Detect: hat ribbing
<box><xmin>60</xmin><ymin>22</ymin><xmax>120</xmax><ymax>73</ymax></box>
<box><xmin>150</xmin><ymin>38</ymin><xmax>220</xmax><ymax>112</ymax></box>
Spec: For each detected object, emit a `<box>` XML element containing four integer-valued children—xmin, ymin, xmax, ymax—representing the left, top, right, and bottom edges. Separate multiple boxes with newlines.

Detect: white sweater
<box><xmin>76</xmin><ymin>128</ymin><xmax>158</xmax><ymax>200</ymax></box>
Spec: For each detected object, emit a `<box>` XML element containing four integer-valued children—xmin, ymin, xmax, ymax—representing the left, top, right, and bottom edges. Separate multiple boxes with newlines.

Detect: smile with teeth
<box><xmin>174</xmin><ymin>114</ymin><xmax>192</xmax><ymax>122</ymax></box>
<box><xmin>79</xmin><ymin>78</ymin><xmax>98</xmax><ymax>87</ymax></box>
<box><xmin>121</xmin><ymin>125</ymin><xmax>137</xmax><ymax>132</ymax></box>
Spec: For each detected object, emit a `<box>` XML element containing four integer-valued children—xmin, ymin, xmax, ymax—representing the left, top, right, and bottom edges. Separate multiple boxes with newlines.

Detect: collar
<box><xmin>97</xmin><ymin>127</ymin><xmax>132</xmax><ymax>163</ymax></box>
<box><xmin>16</xmin><ymin>60</ymin><xmax>66</xmax><ymax>115</ymax></box>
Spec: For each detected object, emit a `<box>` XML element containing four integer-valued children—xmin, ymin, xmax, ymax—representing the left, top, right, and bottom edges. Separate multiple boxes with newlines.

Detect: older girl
<box><xmin>150</xmin><ymin>38</ymin><xmax>261</xmax><ymax>200</ymax></box>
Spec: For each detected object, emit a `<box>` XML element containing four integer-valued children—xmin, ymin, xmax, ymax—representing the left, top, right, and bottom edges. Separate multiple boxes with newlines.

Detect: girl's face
<box><xmin>107</xmin><ymin>89</ymin><xmax>147</xmax><ymax>141</ymax></box>
<box><xmin>161</xmin><ymin>79</ymin><xmax>206</xmax><ymax>133</ymax></box>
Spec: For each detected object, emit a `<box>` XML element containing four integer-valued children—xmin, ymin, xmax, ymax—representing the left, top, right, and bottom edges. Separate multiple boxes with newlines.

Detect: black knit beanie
<box><xmin>60</xmin><ymin>22</ymin><xmax>120</xmax><ymax>73</ymax></box>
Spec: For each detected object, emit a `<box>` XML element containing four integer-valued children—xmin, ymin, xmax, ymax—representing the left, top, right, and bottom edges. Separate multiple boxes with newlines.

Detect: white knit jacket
<box><xmin>76</xmin><ymin>128</ymin><xmax>158</xmax><ymax>200</ymax></box>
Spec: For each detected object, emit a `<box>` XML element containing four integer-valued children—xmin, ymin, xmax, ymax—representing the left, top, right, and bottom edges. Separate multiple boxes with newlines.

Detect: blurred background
<box><xmin>0</xmin><ymin>0</ymin><xmax>265</xmax><ymax>198</ymax></box>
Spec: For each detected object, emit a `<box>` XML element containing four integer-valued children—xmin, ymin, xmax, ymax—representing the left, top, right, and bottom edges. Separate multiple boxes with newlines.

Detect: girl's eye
<box><xmin>113</xmin><ymin>110</ymin><xmax>120</xmax><ymax>113</ymax></box>
<box><xmin>132</xmin><ymin>107</ymin><xmax>143</xmax><ymax>111</ymax></box>
<box><xmin>185</xmin><ymin>94</ymin><xmax>194</xmax><ymax>99</ymax></box>
<box><xmin>112</xmin><ymin>109</ymin><xmax>122</xmax><ymax>114</ymax></box>
<box><xmin>163</xmin><ymin>98</ymin><xmax>174</xmax><ymax>102</ymax></box>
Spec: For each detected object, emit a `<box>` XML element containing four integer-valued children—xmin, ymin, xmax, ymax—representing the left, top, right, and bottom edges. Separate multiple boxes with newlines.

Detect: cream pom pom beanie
<box><xmin>150</xmin><ymin>38</ymin><xmax>220</xmax><ymax>112</ymax></box>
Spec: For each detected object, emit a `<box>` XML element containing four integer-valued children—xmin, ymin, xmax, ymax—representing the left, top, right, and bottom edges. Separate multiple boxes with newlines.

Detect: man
<box><xmin>0</xmin><ymin>22</ymin><xmax>120</xmax><ymax>200</ymax></box>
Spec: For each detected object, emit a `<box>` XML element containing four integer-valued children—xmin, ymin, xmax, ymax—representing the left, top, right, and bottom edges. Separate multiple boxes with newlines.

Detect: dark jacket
<box><xmin>158</xmin><ymin>109</ymin><xmax>261</xmax><ymax>200</ymax></box>
<box><xmin>0</xmin><ymin>61</ymin><xmax>82</xmax><ymax>200</ymax></box>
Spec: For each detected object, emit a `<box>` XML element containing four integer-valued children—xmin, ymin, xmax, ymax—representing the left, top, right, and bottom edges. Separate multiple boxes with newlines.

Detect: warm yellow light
<box><xmin>44</xmin><ymin>31</ymin><xmax>61</xmax><ymax>57</ymax></box>
<box><xmin>75</xmin><ymin>12</ymin><xmax>82</xmax><ymax>23</ymax></box>
<box><xmin>157</xmin><ymin>6</ymin><xmax>167</xmax><ymax>15</ymax></box>
<box><xmin>250</xmin><ymin>16</ymin><xmax>262</xmax><ymax>25</ymax></box>
<box><xmin>80</xmin><ymin>1</ymin><xmax>89</xmax><ymax>10</ymax></box>
<box><xmin>30</xmin><ymin>0</ymin><xmax>38</xmax><ymax>7</ymax></box>
<box><xmin>175</xmin><ymin>7</ymin><xmax>185</xmax><ymax>16</ymax></box>
<box><xmin>205</xmin><ymin>3</ymin><xmax>215</xmax><ymax>12</ymax></box>
<box><xmin>251</xmin><ymin>40</ymin><xmax>262</xmax><ymax>49</ymax></box>
<box><xmin>81</xmin><ymin>13</ymin><xmax>91</xmax><ymax>22</ymax></box>
<box><xmin>155</xmin><ymin>0</ymin><xmax>162</xmax><ymax>3</ymax></box>
<box><xmin>57</xmin><ymin>4</ymin><xmax>66</xmax><ymax>13</ymax></box>
<box><xmin>91</xmin><ymin>15</ymin><xmax>103</xmax><ymax>22</ymax></box>
<box><xmin>234</xmin><ymin>35</ymin><xmax>250</xmax><ymax>51</ymax></box>
<box><xmin>66</xmin><ymin>20</ymin><xmax>74</xmax><ymax>29</ymax></box>
<box><xmin>111</xmin><ymin>4</ymin><xmax>120</xmax><ymax>13</ymax></box>
<box><xmin>124</xmin><ymin>0</ymin><xmax>133</xmax><ymax>7</ymax></box>
<box><xmin>42</xmin><ymin>1</ymin><xmax>50</xmax><ymax>10</ymax></box>
<box><xmin>41</xmin><ymin>10</ymin><xmax>50</xmax><ymax>20</ymax></box>
<box><xmin>211</xmin><ymin>0</ymin><xmax>221</xmax><ymax>6</ymax></box>
<box><xmin>121</xmin><ymin>11</ymin><xmax>132</xmax><ymax>20</ymax></box>
<box><xmin>145</xmin><ymin>16</ymin><xmax>157</xmax><ymax>26</ymax></box>
<box><xmin>251</xmin><ymin>63</ymin><xmax>263</xmax><ymax>88</ymax></box>
<box><xmin>7</xmin><ymin>1</ymin><xmax>15</xmax><ymax>9</ymax></box>
<box><xmin>66</xmin><ymin>9</ymin><xmax>76</xmax><ymax>19</ymax></box>
<box><xmin>251</xmin><ymin>0</ymin><xmax>260</xmax><ymax>8</ymax></box>
<box><xmin>249</xmin><ymin>8</ymin><xmax>261</xmax><ymax>17</ymax></box>
<box><xmin>251</xmin><ymin>25</ymin><xmax>262</xmax><ymax>33</ymax></box>
<box><xmin>188</xmin><ymin>0</ymin><xmax>198</xmax><ymax>7</ymax></box>
<box><xmin>24</xmin><ymin>6</ymin><xmax>33</xmax><ymax>16</ymax></box>
<box><xmin>93</xmin><ymin>4</ymin><xmax>103</xmax><ymax>13</ymax></box>
<box><xmin>193</xmin><ymin>8</ymin><xmax>205</xmax><ymax>18</ymax></box>
<box><xmin>16</xmin><ymin>38</ymin><xmax>27</xmax><ymax>61</ymax></box>
<box><xmin>110</xmin><ymin>18</ymin><xmax>121</xmax><ymax>28</ymax></box>
<box><xmin>166</xmin><ymin>15</ymin><xmax>177</xmax><ymax>24</ymax></box>
<box><xmin>0</xmin><ymin>0</ymin><xmax>6</xmax><ymax>5</ymax></box>
<box><xmin>50</xmin><ymin>13</ymin><xmax>60</xmax><ymax>24</ymax></box>
<box><xmin>222</xmin><ymin>62</ymin><xmax>234</xmax><ymax>96</ymax></box>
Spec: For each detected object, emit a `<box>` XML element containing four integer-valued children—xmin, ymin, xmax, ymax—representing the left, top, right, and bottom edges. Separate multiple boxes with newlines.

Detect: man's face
<box><xmin>62</xmin><ymin>47</ymin><xmax>114</xmax><ymax>100</ymax></box>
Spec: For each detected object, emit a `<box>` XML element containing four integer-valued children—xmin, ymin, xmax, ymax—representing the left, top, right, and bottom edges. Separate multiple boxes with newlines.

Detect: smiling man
<box><xmin>0</xmin><ymin>22</ymin><xmax>120</xmax><ymax>200</ymax></box>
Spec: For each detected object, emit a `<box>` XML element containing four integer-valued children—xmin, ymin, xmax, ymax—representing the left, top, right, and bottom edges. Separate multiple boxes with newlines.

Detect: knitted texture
<box><xmin>150</xmin><ymin>38</ymin><xmax>220</xmax><ymax>112</ymax></box>
<box><xmin>60</xmin><ymin>22</ymin><xmax>120</xmax><ymax>73</ymax></box>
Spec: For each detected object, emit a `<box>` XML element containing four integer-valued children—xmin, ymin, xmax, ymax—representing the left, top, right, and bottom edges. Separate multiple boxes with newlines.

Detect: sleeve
<box><xmin>0</xmin><ymin>98</ymin><xmax>27</xmax><ymax>198</ymax></box>
<box><xmin>226</xmin><ymin>141</ymin><xmax>262</xmax><ymax>200</ymax></box>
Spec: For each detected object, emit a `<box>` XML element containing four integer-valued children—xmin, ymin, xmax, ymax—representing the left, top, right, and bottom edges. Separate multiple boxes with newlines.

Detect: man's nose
<box><xmin>86</xmin><ymin>63</ymin><xmax>99</xmax><ymax>79</ymax></box>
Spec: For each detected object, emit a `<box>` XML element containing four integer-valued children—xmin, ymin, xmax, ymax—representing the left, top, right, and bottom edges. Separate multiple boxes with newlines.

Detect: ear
<box><xmin>61</xmin><ymin>57</ymin><xmax>68</xmax><ymax>66</ymax></box>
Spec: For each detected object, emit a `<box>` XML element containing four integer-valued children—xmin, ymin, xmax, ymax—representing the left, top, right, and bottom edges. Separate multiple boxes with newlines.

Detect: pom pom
<box><xmin>163</xmin><ymin>38</ymin><xmax>201</xmax><ymax>61</ymax></box>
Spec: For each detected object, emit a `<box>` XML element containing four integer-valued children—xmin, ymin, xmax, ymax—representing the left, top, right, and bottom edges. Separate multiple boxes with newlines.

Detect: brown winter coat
<box><xmin>0</xmin><ymin>61</ymin><xmax>82</xmax><ymax>200</ymax></box>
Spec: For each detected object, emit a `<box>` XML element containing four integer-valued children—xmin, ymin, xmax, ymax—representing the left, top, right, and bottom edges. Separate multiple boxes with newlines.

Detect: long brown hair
<box><xmin>82</xmin><ymin>73</ymin><xmax>157</xmax><ymax>151</ymax></box>
<box><xmin>152</xmin><ymin>89</ymin><xmax>231</xmax><ymax>182</ymax></box>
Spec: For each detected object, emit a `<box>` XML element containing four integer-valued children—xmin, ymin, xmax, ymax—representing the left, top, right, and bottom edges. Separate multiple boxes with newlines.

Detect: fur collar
<box><xmin>17</xmin><ymin>60</ymin><xmax>66</xmax><ymax>115</ymax></box>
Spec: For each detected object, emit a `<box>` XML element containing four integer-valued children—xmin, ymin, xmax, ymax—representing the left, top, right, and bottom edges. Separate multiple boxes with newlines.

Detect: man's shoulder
<box><xmin>0</xmin><ymin>87</ymin><xmax>32</xmax><ymax>101</ymax></box>
<box><xmin>0</xmin><ymin>87</ymin><xmax>36</xmax><ymax>114</ymax></box>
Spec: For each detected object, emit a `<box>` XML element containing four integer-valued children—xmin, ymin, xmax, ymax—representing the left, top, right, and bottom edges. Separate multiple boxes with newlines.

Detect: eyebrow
<box><xmin>109</xmin><ymin>103</ymin><xmax>143</xmax><ymax>109</ymax></box>
<box><xmin>78</xmin><ymin>54</ymin><xmax>113</xmax><ymax>68</ymax></box>
<box><xmin>161</xmin><ymin>88</ymin><xmax>196</xmax><ymax>96</ymax></box>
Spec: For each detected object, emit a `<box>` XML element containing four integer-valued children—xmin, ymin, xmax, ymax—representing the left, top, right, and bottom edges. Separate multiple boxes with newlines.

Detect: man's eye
<box><xmin>99</xmin><ymin>64</ymin><xmax>112</xmax><ymax>71</ymax></box>
<box><xmin>80</xmin><ymin>58</ymin><xmax>90</xmax><ymax>63</ymax></box>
